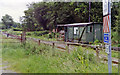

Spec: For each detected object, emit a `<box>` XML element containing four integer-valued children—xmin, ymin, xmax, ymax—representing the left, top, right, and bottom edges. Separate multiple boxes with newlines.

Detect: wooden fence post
<box><xmin>20</xmin><ymin>33</ymin><xmax>22</xmax><ymax>43</ymax></box>
<box><xmin>21</xmin><ymin>31</ymin><xmax>26</xmax><ymax>43</ymax></box>
<box><xmin>67</xmin><ymin>44</ymin><xmax>70</xmax><ymax>53</ymax></box>
<box><xmin>52</xmin><ymin>42</ymin><xmax>55</xmax><ymax>48</ymax></box>
<box><xmin>96</xmin><ymin>46</ymin><xmax>99</xmax><ymax>62</ymax></box>
<box><xmin>38</xmin><ymin>40</ymin><xmax>40</xmax><ymax>45</ymax></box>
<box><xmin>52</xmin><ymin>42</ymin><xmax>55</xmax><ymax>56</ymax></box>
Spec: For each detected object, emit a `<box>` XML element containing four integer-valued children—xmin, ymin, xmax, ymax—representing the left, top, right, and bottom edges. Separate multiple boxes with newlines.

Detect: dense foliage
<box><xmin>22</xmin><ymin>2</ymin><xmax>103</xmax><ymax>31</ymax></box>
<box><xmin>1</xmin><ymin>14</ymin><xmax>21</xmax><ymax>29</ymax></box>
<box><xmin>21</xmin><ymin>2</ymin><xmax>120</xmax><ymax>31</ymax></box>
<box><xmin>21</xmin><ymin>2</ymin><xmax>120</xmax><ymax>45</ymax></box>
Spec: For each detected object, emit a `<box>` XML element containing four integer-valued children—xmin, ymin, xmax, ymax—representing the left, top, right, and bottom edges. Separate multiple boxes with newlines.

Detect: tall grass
<box><xmin>2</xmin><ymin>39</ymin><xmax>118</xmax><ymax>73</ymax></box>
<box><xmin>8</xmin><ymin>30</ymin><xmax>57</xmax><ymax>41</ymax></box>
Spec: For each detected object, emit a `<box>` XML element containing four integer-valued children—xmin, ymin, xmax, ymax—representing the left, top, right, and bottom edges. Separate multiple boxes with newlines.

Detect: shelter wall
<box><xmin>86</xmin><ymin>25</ymin><xmax>94</xmax><ymax>42</ymax></box>
<box><xmin>93</xmin><ymin>24</ymin><xmax>103</xmax><ymax>41</ymax></box>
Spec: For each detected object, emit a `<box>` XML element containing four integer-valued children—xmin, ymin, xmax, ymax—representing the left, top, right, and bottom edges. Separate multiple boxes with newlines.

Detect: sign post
<box><xmin>103</xmin><ymin>0</ymin><xmax>112</xmax><ymax>73</ymax></box>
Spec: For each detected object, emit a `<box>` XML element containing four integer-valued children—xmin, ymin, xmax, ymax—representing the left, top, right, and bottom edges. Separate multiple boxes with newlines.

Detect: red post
<box><xmin>52</xmin><ymin>42</ymin><xmax>55</xmax><ymax>56</ymax></box>
<box><xmin>38</xmin><ymin>40</ymin><xmax>40</xmax><ymax>45</ymax></box>
<box><xmin>53</xmin><ymin>42</ymin><xmax>55</xmax><ymax>48</ymax></box>
<box><xmin>21</xmin><ymin>33</ymin><xmax>22</xmax><ymax>42</ymax></box>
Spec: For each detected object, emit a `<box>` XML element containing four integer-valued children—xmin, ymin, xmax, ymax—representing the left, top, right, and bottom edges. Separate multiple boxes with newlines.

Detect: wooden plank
<box><xmin>0</xmin><ymin>42</ymin><xmax>20</xmax><ymax>43</ymax></box>
<box><xmin>0</xmin><ymin>38</ymin><xmax>16</xmax><ymax>39</ymax></box>
<box><xmin>57</xmin><ymin>46</ymin><xmax>66</xmax><ymax>50</ymax></box>
<box><xmin>103</xmin><ymin>58</ymin><xmax>119</xmax><ymax>64</ymax></box>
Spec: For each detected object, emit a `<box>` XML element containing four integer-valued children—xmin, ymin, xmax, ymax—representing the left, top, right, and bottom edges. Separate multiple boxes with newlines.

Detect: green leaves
<box><xmin>1</xmin><ymin>14</ymin><xmax>15</xmax><ymax>29</ymax></box>
<box><xmin>22</xmin><ymin>2</ymin><xmax>119</xmax><ymax>33</ymax></box>
<box><xmin>75</xmin><ymin>8</ymin><xmax>80</xmax><ymax>12</ymax></box>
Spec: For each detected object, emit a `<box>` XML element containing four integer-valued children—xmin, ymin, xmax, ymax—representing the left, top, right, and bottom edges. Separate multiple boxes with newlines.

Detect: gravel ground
<box><xmin>0</xmin><ymin>58</ymin><xmax>16</xmax><ymax>73</ymax></box>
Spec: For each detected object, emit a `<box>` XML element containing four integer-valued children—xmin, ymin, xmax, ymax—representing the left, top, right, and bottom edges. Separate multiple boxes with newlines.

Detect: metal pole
<box><xmin>89</xmin><ymin>1</ymin><xmax>91</xmax><ymax>22</ymax></box>
<box><xmin>108</xmin><ymin>0</ymin><xmax>112</xmax><ymax>73</ymax></box>
<box><xmin>103</xmin><ymin>0</ymin><xmax>112</xmax><ymax>73</ymax></box>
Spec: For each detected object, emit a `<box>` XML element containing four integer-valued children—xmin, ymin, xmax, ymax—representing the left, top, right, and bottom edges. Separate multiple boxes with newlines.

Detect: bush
<box><xmin>48</xmin><ymin>32</ymin><xmax>59</xmax><ymax>38</ymax></box>
<box><xmin>26</xmin><ymin>32</ymin><xmax>33</xmax><ymax>36</ymax></box>
<box><xmin>118</xmin><ymin>44</ymin><xmax>120</xmax><ymax>47</ymax></box>
<box><xmin>24</xmin><ymin>41</ymin><xmax>52</xmax><ymax>55</ymax></box>
<box><xmin>93</xmin><ymin>39</ymin><xmax>101</xmax><ymax>45</ymax></box>
<box><xmin>94</xmin><ymin>39</ymin><xmax>99</xmax><ymax>44</ymax></box>
<box><xmin>72</xmin><ymin>46</ymin><xmax>96</xmax><ymax>64</ymax></box>
<box><xmin>34</xmin><ymin>31</ymin><xmax>49</xmax><ymax>36</ymax></box>
<box><xmin>13</xmin><ymin>28</ymin><xmax>22</xmax><ymax>31</ymax></box>
<box><xmin>54</xmin><ymin>32</ymin><xmax>59</xmax><ymax>37</ymax></box>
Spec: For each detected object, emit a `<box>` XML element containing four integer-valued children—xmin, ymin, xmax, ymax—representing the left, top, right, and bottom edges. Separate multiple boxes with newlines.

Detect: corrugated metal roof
<box><xmin>57</xmin><ymin>24</ymin><xmax>65</xmax><ymax>26</ymax></box>
<box><xmin>64</xmin><ymin>22</ymin><xmax>93</xmax><ymax>27</ymax></box>
<box><xmin>57</xmin><ymin>22</ymin><xmax>103</xmax><ymax>27</ymax></box>
<box><xmin>57</xmin><ymin>22</ymin><xmax>93</xmax><ymax>27</ymax></box>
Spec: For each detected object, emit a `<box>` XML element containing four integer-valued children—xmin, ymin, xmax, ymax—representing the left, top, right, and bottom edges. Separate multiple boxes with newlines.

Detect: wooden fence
<box><xmin>2</xmin><ymin>32</ymin><xmax>119</xmax><ymax>64</ymax></box>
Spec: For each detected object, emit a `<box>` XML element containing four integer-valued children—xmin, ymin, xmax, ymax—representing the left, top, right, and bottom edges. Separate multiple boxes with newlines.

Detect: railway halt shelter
<box><xmin>57</xmin><ymin>22</ymin><xmax>103</xmax><ymax>43</ymax></box>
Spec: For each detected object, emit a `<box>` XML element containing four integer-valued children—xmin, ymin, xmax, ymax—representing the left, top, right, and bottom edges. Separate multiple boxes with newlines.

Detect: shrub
<box><xmin>72</xmin><ymin>46</ymin><xmax>96</xmax><ymax>65</ymax></box>
<box><xmin>34</xmin><ymin>31</ymin><xmax>49</xmax><ymax>36</ymax></box>
<box><xmin>118</xmin><ymin>44</ymin><xmax>120</xmax><ymax>47</ymax></box>
<box><xmin>13</xmin><ymin>28</ymin><xmax>22</xmax><ymax>31</ymax></box>
<box><xmin>94</xmin><ymin>39</ymin><xmax>99</xmax><ymax>44</ymax></box>
<box><xmin>26</xmin><ymin>32</ymin><xmax>33</xmax><ymax>36</ymax></box>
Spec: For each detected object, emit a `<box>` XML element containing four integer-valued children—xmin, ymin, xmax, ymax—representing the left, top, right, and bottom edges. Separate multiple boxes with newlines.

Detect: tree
<box><xmin>111</xmin><ymin>2</ymin><xmax>120</xmax><ymax>31</ymax></box>
<box><xmin>21</xmin><ymin>3</ymin><xmax>39</xmax><ymax>31</ymax></box>
<box><xmin>90</xmin><ymin>2</ymin><xmax>102</xmax><ymax>22</ymax></box>
<box><xmin>115</xmin><ymin>2</ymin><xmax>120</xmax><ymax>45</ymax></box>
<box><xmin>1</xmin><ymin>14</ymin><xmax>14</xmax><ymax>29</ymax></box>
<box><xmin>33</xmin><ymin>2</ymin><xmax>54</xmax><ymax>30</ymax></box>
<box><xmin>22</xmin><ymin>2</ymin><xmax>119</xmax><ymax>32</ymax></box>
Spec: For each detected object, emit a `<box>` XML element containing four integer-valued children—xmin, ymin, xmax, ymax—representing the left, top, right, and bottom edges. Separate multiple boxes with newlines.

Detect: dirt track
<box><xmin>0</xmin><ymin>32</ymin><xmax>16</xmax><ymax>73</ymax></box>
<box><xmin>0</xmin><ymin>59</ymin><xmax>16</xmax><ymax>73</ymax></box>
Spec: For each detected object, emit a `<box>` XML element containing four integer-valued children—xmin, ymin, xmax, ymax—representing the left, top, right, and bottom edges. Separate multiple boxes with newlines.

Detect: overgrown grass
<box><xmin>99</xmin><ymin>49</ymin><xmax>118</xmax><ymax>58</ymax></box>
<box><xmin>26</xmin><ymin>35</ymin><xmax>57</xmax><ymax>41</ymax></box>
<box><xmin>6</xmin><ymin>30</ymin><xmax>57</xmax><ymax>41</ymax></box>
<box><xmin>26</xmin><ymin>31</ymin><xmax>58</xmax><ymax>41</ymax></box>
<box><xmin>2</xmin><ymin>37</ymin><xmax>118</xmax><ymax>73</ymax></box>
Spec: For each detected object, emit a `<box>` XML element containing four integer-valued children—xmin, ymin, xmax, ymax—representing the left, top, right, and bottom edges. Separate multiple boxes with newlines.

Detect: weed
<box><xmin>2</xmin><ymin>38</ymin><xmax>118</xmax><ymax>73</ymax></box>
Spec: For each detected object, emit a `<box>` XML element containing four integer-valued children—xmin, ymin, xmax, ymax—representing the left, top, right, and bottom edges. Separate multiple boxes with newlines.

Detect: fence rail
<box><xmin>2</xmin><ymin>32</ymin><xmax>119</xmax><ymax>64</ymax></box>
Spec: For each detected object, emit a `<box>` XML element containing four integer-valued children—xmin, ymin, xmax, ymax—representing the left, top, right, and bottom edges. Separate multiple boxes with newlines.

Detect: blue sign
<box><xmin>104</xmin><ymin>33</ymin><xmax>109</xmax><ymax>44</ymax></box>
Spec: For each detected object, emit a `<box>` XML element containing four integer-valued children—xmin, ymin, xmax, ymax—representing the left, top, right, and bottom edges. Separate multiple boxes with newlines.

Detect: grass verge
<box><xmin>2</xmin><ymin>37</ymin><xmax>118</xmax><ymax>73</ymax></box>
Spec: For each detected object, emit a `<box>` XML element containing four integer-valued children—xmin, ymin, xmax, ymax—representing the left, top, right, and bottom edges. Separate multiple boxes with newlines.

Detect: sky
<box><xmin>0</xmin><ymin>0</ymin><xmax>42</xmax><ymax>23</ymax></box>
<box><xmin>0</xmin><ymin>0</ymin><xmax>119</xmax><ymax>23</ymax></box>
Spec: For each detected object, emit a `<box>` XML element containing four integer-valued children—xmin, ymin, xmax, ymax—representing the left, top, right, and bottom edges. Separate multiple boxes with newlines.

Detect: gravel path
<box><xmin>0</xmin><ymin>32</ymin><xmax>16</xmax><ymax>73</ymax></box>
<box><xmin>0</xmin><ymin>58</ymin><xmax>16</xmax><ymax>73</ymax></box>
